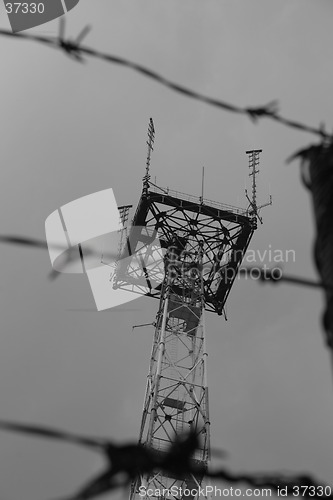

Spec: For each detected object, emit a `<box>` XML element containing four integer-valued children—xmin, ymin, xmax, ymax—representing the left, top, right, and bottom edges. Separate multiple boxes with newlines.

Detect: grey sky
<box><xmin>0</xmin><ymin>1</ymin><xmax>333</xmax><ymax>499</ymax></box>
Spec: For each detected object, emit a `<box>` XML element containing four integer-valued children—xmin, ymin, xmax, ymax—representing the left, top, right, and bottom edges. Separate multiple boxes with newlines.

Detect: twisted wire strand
<box><xmin>0</xmin><ymin>235</ymin><xmax>332</xmax><ymax>292</ymax></box>
<box><xmin>239</xmin><ymin>267</ymin><xmax>333</xmax><ymax>292</ymax></box>
<box><xmin>0</xmin><ymin>420</ymin><xmax>330</xmax><ymax>500</ymax></box>
<box><xmin>0</xmin><ymin>27</ymin><xmax>331</xmax><ymax>140</ymax></box>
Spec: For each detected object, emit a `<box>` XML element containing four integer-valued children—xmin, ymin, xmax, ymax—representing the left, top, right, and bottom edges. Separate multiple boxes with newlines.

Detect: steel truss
<box><xmin>129</xmin><ymin>243</ymin><xmax>210</xmax><ymax>500</ymax></box>
<box><xmin>114</xmin><ymin>186</ymin><xmax>256</xmax><ymax>500</ymax></box>
<box><xmin>115</xmin><ymin>188</ymin><xmax>255</xmax><ymax>316</ymax></box>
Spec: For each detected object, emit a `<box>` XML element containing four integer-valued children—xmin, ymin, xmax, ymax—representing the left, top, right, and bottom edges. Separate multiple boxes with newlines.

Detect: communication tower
<box><xmin>113</xmin><ymin>122</ymin><xmax>267</xmax><ymax>500</ymax></box>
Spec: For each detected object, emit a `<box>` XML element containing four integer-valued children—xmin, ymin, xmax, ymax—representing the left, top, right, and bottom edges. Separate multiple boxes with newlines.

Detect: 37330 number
<box><xmin>5</xmin><ymin>3</ymin><xmax>45</xmax><ymax>14</ymax></box>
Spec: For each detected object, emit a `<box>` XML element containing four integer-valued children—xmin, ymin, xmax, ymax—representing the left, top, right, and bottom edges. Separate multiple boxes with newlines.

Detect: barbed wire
<box><xmin>0</xmin><ymin>420</ymin><xmax>330</xmax><ymax>500</ymax></box>
<box><xmin>239</xmin><ymin>267</ymin><xmax>333</xmax><ymax>292</ymax></box>
<box><xmin>1</xmin><ymin>234</ymin><xmax>332</xmax><ymax>293</ymax></box>
<box><xmin>0</xmin><ymin>25</ymin><xmax>331</xmax><ymax>140</ymax></box>
<box><xmin>0</xmin><ymin>234</ymin><xmax>121</xmax><ymax>280</ymax></box>
<box><xmin>288</xmin><ymin>142</ymin><xmax>333</xmax><ymax>349</ymax></box>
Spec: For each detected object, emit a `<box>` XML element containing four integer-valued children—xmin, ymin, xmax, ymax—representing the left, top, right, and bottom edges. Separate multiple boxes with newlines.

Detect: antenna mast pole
<box><xmin>245</xmin><ymin>149</ymin><xmax>272</xmax><ymax>224</ymax></box>
<box><xmin>200</xmin><ymin>167</ymin><xmax>205</xmax><ymax>203</ymax></box>
<box><xmin>143</xmin><ymin>118</ymin><xmax>155</xmax><ymax>195</ymax></box>
<box><xmin>246</xmin><ymin>149</ymin><xmax>261</xmax><ymax>212</ymax></box>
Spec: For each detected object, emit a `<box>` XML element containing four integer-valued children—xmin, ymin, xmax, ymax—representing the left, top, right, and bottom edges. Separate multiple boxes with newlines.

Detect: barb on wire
<box><xmin>0</xmin><ymin>234</ymin><xmax>81</xmax><ymax>280</ymax></box>
<box><xmin>239</xmin><ymin>266</ymin><xmax>333</xmax><ymax>292</ymax></box>
<box><xmin>57</xmin><ymin>17</ymin><xmax>91</xmax><ymax>62</ymax></box>
<box><xmin>246</xmin><ymin>99</ymin><xmax>279</xmax><ymax>123</ymax></box>
<box><xmin>0</xmin><ymin>420</ymin><xmax>330</xmax><ymax>500</ymax></box>
<box><xmin>0</xmin><ymin>26</ymin><xmax>331</xmax><ymax>140</ymax></box>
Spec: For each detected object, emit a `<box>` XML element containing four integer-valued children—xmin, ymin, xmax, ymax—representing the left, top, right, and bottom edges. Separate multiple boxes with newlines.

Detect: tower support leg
<box><xmin>130</xmin><ymin>257</ymin><xmax>211</xmax><ymax>500</ymax></box>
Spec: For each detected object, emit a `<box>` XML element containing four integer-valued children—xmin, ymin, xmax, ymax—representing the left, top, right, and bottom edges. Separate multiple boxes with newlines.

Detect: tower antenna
<box><xmin>143</xmin><ymin>118</ymin><xmax>155</xmax><ymax>195</ymax></box>
<box><xmin>245</xmin><ymin>149</ymin><xmax>272</xmax><ymax>224</ymax></box>
<box><xmin>200</xmin><ymin>166</ymin><xmax>205</xmax><ymax>203</ymax></box>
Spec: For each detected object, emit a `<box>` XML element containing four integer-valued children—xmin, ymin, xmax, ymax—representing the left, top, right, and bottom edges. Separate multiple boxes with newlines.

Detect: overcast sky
<box><xmin>1</xmin><ymin>1</ymin><xmax>333</xmax><ymax>499</ymax></box>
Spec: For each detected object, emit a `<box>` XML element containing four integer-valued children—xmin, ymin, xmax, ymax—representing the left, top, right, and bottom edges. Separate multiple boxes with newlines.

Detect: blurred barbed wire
<box><xmin>239</xmin><ymin>267</ymin><xmax>333</xmax><ymax>292</ymax></box>
<box><xmin>0</xmin><ymin>420</ymin><xmax>330</xmax><ymax>500</ymax></box>
<box><xmin>288</xmin><ymin>141</ymin><xmax>333</xmax><ymax>349</ymax></box>
<box><xmin>1</xmin><ymin>234</ymin><xmax>332</xmax><ymax>292</ymax></box>
<box><xmin>0</xmin><ymin>23</ymin><xmax>331</xmax><ymax>141</ymax></box>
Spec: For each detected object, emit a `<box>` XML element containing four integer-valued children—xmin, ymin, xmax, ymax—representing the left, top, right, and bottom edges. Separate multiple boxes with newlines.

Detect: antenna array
<box><xmin>143</xmin><ymin>118</ymin><xmax>155</xmax><ymax>195</ymax></box>
<box><xmin>245</xmin><ymin>149</ymin><xmax>272</xmax><ymax>224</ymax></box>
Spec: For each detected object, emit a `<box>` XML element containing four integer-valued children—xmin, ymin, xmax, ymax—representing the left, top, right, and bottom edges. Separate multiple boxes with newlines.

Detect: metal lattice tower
<box><xmin>131</xmin><ymin>246</ymin><xmax>210</xmax><ymax>499</ymax></box>
<box><xmin>114</xmin><ymin>122</ymin><xmax>259</xmax><ymax>500</ymax></box>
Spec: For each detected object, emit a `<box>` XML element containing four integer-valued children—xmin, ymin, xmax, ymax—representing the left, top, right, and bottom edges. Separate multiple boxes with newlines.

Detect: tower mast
<box><xmin>130</xmin><ymin>241</ymin><xmax>210</xmax><ymax>499</ymax></box>
<box><xmin>114</xmin><ymin>129</ymin><xmax>260</xmax><ymax>500</ymax></box>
